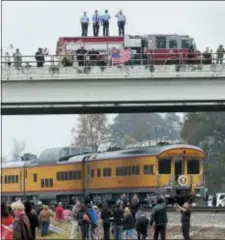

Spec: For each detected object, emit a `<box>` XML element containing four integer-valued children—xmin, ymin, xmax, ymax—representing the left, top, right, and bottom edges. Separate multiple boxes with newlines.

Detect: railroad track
<box><xmin>144</xmin><ymin>207</ymin><xmax>225</xmax><ymax>213</ymax></box>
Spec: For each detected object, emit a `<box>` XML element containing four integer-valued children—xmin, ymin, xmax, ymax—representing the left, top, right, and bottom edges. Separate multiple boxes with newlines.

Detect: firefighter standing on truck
<box><xmin>101</xmin><ymin>10</ymin><xmax>111</xmax><ymax>36</ymax></box>
<box><xmin>92</xmin><ymin>10</ymin><xmax>101</xmax><ymax>37</ymax></box>
<box><xmin>115</xmin><ymin>10</ymin><xmax>126</xmax><ymax>36</ymax></box>
<box><xmin>150</xmin><ymin>196</ymin><xmax>168</xmax><ymax>240</ymax></box>
<box><xmin>80</xmin><ymin>12</ymin><xmax>89</xmax><ymax>36</ymax></box>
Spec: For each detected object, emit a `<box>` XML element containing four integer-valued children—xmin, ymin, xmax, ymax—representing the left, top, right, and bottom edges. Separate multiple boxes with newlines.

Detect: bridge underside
<box><xmin>2</xmin><ymin>77</ymin><xmax>225</xmax><ymax>115</ymax></box>
<box><xmin>2</xmin><ymin>101</ymin><xmax>225</xmax><ymax>115</ymax></box>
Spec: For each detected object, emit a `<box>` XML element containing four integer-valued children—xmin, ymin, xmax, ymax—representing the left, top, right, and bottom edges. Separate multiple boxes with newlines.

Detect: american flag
<box><xmin>111</xmin><ymin>49</ymin><xmax>130</xmax><ymax>64</ymax></box>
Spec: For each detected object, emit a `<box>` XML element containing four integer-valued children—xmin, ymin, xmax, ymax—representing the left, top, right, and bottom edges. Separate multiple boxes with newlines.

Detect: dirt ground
<box><xmin>37</xmin><ymin>223</ymin><xmax>225</xmax><ymax>239</ymax></box>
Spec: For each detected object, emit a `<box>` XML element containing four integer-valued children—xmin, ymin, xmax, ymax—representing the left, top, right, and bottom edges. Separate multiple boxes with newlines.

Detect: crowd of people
<box><xmin>1</xmin><ymin>194</ymin><xmax>192</xmax><ymax>240</ymax></box>
<box><xmin>2</xmin><ymin>44</ymin><xmax>224</xmax><ymax>70</ymax></box>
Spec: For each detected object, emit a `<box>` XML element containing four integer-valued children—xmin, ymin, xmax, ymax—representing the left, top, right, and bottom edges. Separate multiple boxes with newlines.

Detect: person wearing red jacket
<box><xmin>55</xmin><ymin>202</ymin><xmax>64</xmax><ymax>222</ymax></box>
<box><xmin>1</xmin><ymin>202</ymin><xmax>14</xmax><ymax>240</ymax></box>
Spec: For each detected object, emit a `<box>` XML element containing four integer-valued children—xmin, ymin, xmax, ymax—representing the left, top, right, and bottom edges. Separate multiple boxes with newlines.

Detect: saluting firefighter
<box><xmin>92</xmin><ymin>10</ymin><xmax>101</xmax><ymax>37</ymax></box>
<box><xmin>80</xmin><ymin>11</ymin><xmax>90</xmax><ymax>36</ymax></box>
<box><xmin>115</xmin><ymin>10</ymin><xmax>126</xmax><ymax>36</ymax></box>
<box><xmin>101</xmin><ymin>10</ymin><xmax>111</xmax><ymax>36</ymax></box>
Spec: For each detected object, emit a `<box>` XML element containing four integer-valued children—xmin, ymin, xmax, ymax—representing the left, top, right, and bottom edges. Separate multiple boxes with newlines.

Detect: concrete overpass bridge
<box><xmin>2</xmin><ymin>65</ymin><xmax>225</xmax><ymax>115</ymax></box>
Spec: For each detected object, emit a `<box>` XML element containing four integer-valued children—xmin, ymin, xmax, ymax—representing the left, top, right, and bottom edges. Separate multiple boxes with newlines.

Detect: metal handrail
<box><xmin>2</xmin><ymin>64</ymin><xmax>225</xmax><ymax>81</ymax></box>
<box><xmin>1</xmin><ymin>52</ymin><xmax>224</xmax><ymax>66</ymax></box>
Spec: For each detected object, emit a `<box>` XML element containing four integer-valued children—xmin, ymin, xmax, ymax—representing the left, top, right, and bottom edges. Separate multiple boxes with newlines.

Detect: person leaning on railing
<box><xmin>61</xmin><ymin>52</ymin><xmax>74</xmax><ymax>67</ymax></box>
<box><xmin>216</xmin><ymin>44</ymin><xmax>224</xmax><ymax>64</ymax></box>
<box><xmin>202</xmin><ymin>47</ymin><xmax>212</xmax><ymax>64</ymax></box>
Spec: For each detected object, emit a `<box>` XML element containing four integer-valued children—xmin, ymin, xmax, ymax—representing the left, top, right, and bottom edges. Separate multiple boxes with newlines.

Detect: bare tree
<box><xmin>12</xmin><ymin>139</ymin><xmax>26</xmax><ymax>160</ymax></box>
<box><xmin>71</xmin><ymin>114</ymin><xmax>108</xmax><ymax>151</ymax></box>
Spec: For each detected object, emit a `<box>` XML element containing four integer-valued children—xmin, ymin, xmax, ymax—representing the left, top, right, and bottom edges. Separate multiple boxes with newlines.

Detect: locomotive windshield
<box><xmin>187</xmin><ymin>158</ymin><xmax>200</xmax><ymax>174</ymax></box>
<box><xmin>158</xmin><ymin>158</ymin><xmax>171</xmax><ymax>174</ymax></box>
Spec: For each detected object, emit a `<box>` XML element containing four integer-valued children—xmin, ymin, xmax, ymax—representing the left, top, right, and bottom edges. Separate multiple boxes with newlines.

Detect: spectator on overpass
<box><xmin>35</xmin><ymin>48</ymin><xmax>45</xmax><ymax>68</ymax></box>
<box><xmin>202</xmin><ymin>47</ymin><xmax>212</xmax><ymax>64</ymax></box>
<box><xmin>13</xmin><ymin>49</ymin><xmax>22</xmax><ymax>69</ymax></box>
<box><xmin>216</xmin><ymin>44</ymin><xmax>224</xmax><ymax>64</ymax></box>
<box><xmin>4</xmin><ymin>52</ymin><xmax>12</xmax><ymax>67</ymax></box>
<box><xmin>76</xmin><ymin>46</ymin><xmax>87</xmax><ymax>66</ymax></box>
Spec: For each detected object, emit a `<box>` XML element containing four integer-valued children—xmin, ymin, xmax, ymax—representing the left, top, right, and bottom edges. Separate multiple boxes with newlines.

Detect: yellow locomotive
<box><xmin>1</xmin><ymin>144</ymin><xmax>205</xmax><ymax>204</ymax></box>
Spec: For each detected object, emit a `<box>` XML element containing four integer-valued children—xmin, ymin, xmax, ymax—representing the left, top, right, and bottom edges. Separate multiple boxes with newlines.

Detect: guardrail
<box><xmin>1</xmin><ymin>52</ymin><xmax>224</xmax><ymax>67</ymax></box>
<box><xmin>2</xmin><ymin>64</ymin><xmax>225</xmax><ymax>81</ymax></box>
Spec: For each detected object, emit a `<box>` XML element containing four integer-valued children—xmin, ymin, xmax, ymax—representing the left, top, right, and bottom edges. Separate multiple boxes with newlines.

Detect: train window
<box><xmin>103</xmin><ymin>168</ymin><xmax>111</xmax><ymax>177</ymax></box>
<box><xmin>49</xmin><ymin>178</ymin><xmax>53</xmax><ymax>187</ymax></box>
<box><xmin>143</xmin><ymin>165</ymin><xmax>154</xmax><ymax>174</ymax></box>
<box><xmin>65</xmin><ymin>172</ymin><xmax>69</xmax><ymax>181</ymax></box>
<box><xmin>116</xmin><ymin>167</ymin><xmax>121</xmax><ymax>176</ymax></box>
<box><xmin>158</xmin><ymin>158</ymin><xmax>171</xmax><ymax>174</ymax></box>
<box><xmin>44</xmin><ymin>179</ymin><xmax>49</xmax><ymax>187</ymax></box>
<box><xmin>15</xmin><ymin>175</ymin><xmax>19</xmax><ymax>183</ymax></box>
<box><xmin>91</xmin><ymin>169</ymin><xmax>95</xmax><ymax>178</ymax></box>
<box><xmin>187</xmin><ymin>159</ymin><xmax>200</xmax><ymax>174</ymax></box>
<box><xmin>97</xmin><ymin>169</ymin><xmax>101</xmax><ymax>177</ymax></box>
<box><xmin>127</xmin><ymin>166</ymin><xmax>131</xmax><ymax>176</ymax></box>
<box><xmin>132</xmin><ymin>165</ymin><xmax>140</xmax><ymax>175</ymax></box>
<box><xmin>156</xmin><ymin>36</ymin><xmax>166</xmax><ymax>49</ymax></box>
<box><xmin>0</xmin><ymin>176</ymin><xmax>2</xmax><ymax>184</ymax></box>
<box><xmin>41</xmin><ymin>179</ymin><xmax>45</xmax><ymax>188</ymax></box>
<box><xmin>61</xmin><ymin>172</ymin><xmax>65</xmax><ymax>181</ymax></box>
<box><xmin>69</xmin><ymin>171</ymin><xmax>73</xmax><ymax>180</ymax></box>
<box><xmin>33</xmin><ymin>173</ymin><xmax>37</xmax><ymax>182</ymax></box>
<box><xmin>72</xmin><ymin>171</ymin><xmax>77</xmax><ymax>179</ymax></box>
<box><xmin>4</xmin><ymin>176</ymin><xmax>8</xmax><ymax>184</ymax></box>
<box><xmin>12</xmin><ymin>175</ymin><xmax>15</xmax><ymax>183</ymax></box>
<box><xmin>77</xmin><ymin>171</ymin><xmax>81</xmax><ymax>180</ymax></box>
<box><xmin>8</xmin><ymin>175</ymin><xmax>12</xmax><ymax>184</ymax></box>
<box><xmin>56</xmin><ymin>172</ymin><xmax>60</xmax><ymax>181</ymax></box>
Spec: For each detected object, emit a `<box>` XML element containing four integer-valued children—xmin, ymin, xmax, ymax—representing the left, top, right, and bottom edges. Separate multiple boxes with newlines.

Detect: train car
<box><xmin>1</xmin><ymin>144</ymin><xmax>205</xmax><ymax>205</ymax></box>
<box><xmin>1</xmin><ymin>146</ymin><xmax>91</xmax><ymax>204</ymax></box>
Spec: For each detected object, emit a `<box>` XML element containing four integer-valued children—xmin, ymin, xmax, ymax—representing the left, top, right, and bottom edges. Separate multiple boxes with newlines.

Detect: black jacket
<box><xmin>113</xmin><ymin>206</ymin><xmax>123</xmax><ymax>225</ymax></box>
<box><xmin>123</xmin><ymin>213</ymin><xmax>135</xmax><ymax>230</ymax></box>
<box><xmin>26</xmin><ymin>212</ymin><xmax>39</xmax><ymax>240</ymax></box>
<box><xmin>150</xmin><ymin>202</ymin><xmax>168</xmax><ymax>226</ymax></box>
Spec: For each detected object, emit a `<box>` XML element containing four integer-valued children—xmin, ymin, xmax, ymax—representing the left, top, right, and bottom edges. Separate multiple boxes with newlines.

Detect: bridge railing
<box><xmin>1</xmin><ymin>52</ymin><xmax>225</xmax><ymax>80</ymax></box>
<box><xmin>1</xmin><ymin>52</ymin><xmax>224</xmax><ymax>67</ymax></box>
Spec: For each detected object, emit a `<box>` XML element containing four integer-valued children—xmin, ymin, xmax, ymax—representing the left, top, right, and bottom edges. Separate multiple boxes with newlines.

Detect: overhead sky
<box><xmin>2</xmin><ymin>1</ymin><xmax>225</xmax><ymax>158</ymax></box>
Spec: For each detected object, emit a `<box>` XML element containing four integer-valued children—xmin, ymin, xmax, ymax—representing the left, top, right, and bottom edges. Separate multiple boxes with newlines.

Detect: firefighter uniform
<box><xmin>101</xmin><ymin>10</ymin><xmax>111</xmax><ymax>36</ymax></box>
<box><xmin>115</xmin><ymin>11</ymin><xmax>126</xmax><ymax>36</ymax></box>
<box><xmin>80</xmin><ymin>12</ymin><xmax>89</xmax><ymax>37</ymax></box>
<box><xmin>92</xmin><ymin>11</ymin><xmax>101</xmax><ymax>36</ymax></box>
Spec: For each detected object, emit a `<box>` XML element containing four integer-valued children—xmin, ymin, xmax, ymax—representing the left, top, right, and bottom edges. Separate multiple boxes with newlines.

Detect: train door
<box><xmin>174</xmin><ymin>156</ymin><xmax>185</xmax><ymax>181</ymax></box>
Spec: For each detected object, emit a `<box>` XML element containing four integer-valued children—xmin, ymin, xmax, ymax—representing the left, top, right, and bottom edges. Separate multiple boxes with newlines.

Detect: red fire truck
<box><xmin>56</xmin><ymin>34</ymin><xmax>201</xmax><ymax>65</ymax></box>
